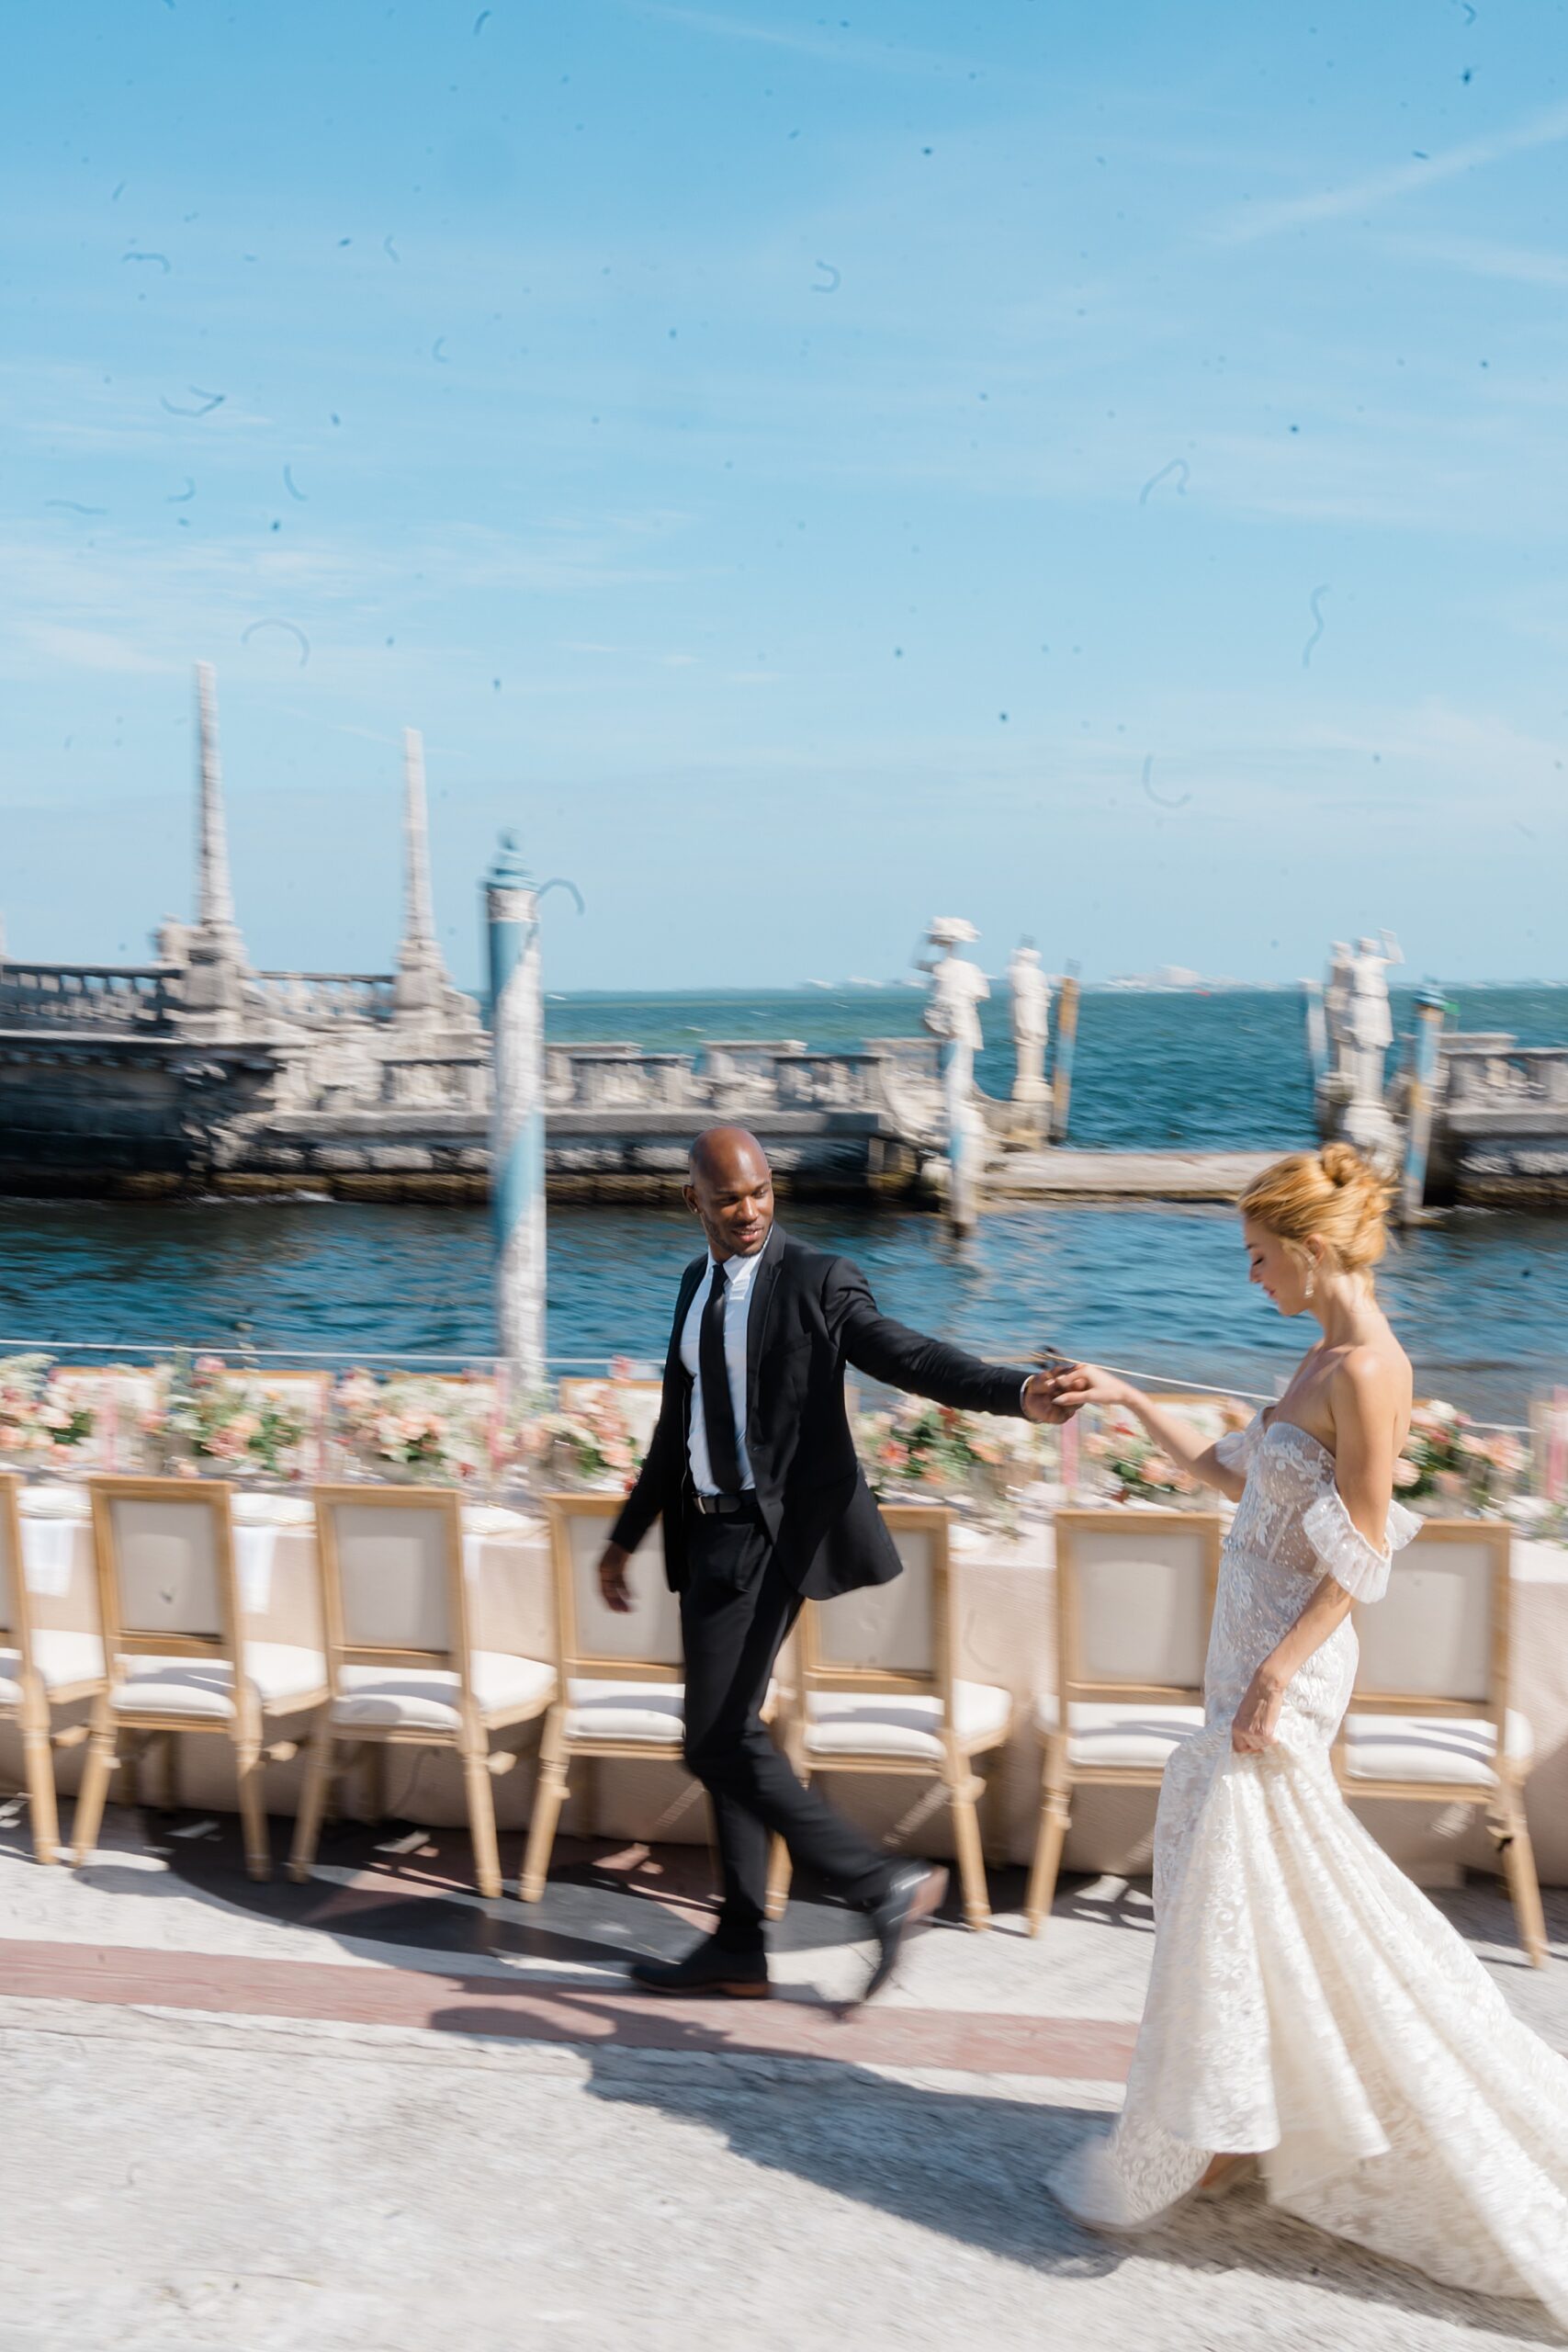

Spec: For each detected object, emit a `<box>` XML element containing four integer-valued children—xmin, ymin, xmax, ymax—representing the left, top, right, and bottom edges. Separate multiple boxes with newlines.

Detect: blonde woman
<box><xmin>1047</xmin><ymin>1144</ymin><xmax>1568</xmax><ymax>2325</ymax></box>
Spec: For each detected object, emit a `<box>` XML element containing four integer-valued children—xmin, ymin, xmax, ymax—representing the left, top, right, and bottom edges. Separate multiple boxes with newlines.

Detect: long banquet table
<box><xmin>10</xmin><ymin>1482</ymin><xmax>1568</xmax><ymax>1886</ymax></box>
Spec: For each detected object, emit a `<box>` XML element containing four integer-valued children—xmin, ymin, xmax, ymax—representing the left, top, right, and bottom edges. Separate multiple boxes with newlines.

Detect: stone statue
<box><xmin>1348</xmin><ymin>932</ymin><xmax>1403</xmax><ymax>1061</ymax></box>
<box><xmin>1008</xmin><ymin>939</ymin><xmax>1051</xmax><ymax>1104</ymax></box>
<box><xmin>1337</xmin><ymin>930</ymin><xmax>1404</xmax><ymax>1166</ymax></box>
<box><xmin>1323</xmin><ymin>941</ymin><xmax>1353</xmax><ymax>1060</ymax></box>
<box><xmin>913</xmin><ymin>917</ymin><xmax>988</xmax><ymax>1228</ymax></box>
<box><xmin>916</xmin><ymin>917</ymin><xmax>988</xmax><ymax>1057</ymax></box>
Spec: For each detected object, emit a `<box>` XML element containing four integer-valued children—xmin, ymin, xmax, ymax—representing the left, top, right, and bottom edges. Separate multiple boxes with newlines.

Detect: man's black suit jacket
<box><xmin>609</xmin><ymin>1221</ymin><xmax>1035</xmax><ymax>1599</ymax></box>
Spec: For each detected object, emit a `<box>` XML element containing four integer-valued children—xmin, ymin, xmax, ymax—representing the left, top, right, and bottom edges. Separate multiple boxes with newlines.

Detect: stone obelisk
<box><xmin>183</xmin><ymin>662</ymin><xmax>248</xmax><ymax>1019</ymax></box>
<box><xmin>393</xmin><ymin>728</ymin><xmax>450</xmax><ymax>1019</ymax></box>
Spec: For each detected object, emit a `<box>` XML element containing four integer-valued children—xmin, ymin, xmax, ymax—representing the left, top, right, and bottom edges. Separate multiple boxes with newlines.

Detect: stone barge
<box><xmin>0</xmin><ymin>664</ymin><xmax>1276</xmax><ymax>1210</ymax></box>
<box><xmin>0</xmin><ymin>1013</ymin><xmax>1287</xmax><ymax>1207</ymax></box>
<box><xmin>8</xmin><ymin>669</ymin><xmax>1566</xmax><ymax>1214</ymax></box>
<box><xmin>0</xmin><ymin>1019</ymin><xmax>940</xmax><ymax>1203</ymax></box>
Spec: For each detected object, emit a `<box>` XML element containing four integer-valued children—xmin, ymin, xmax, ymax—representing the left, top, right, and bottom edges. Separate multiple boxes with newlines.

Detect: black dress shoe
<box><xmin>859</xmin><ymin>1862</ymin><xmax>949</xmax><ymax>2003</ymax></box>
<box><xmin>626</xmin><ymin>1938</ymin><xmax>773</xmax><ymax>1999</ymax></box>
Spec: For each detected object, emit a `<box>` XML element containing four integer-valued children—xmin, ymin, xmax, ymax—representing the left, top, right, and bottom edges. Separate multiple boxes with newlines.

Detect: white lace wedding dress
<box><xmin>1048</xmin><ymin>1411</ymin><xmax>1568</xmax><ymax>2324</ymax></box>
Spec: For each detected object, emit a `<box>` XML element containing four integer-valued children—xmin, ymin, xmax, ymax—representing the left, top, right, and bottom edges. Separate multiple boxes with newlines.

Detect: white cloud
<box><xmin>615</xmin><ymin>3</ymin><xmax>972</xmax><ymax>77</ymax></box>
<box><xmin>19</xmin><ymin>624</ymin><xmax>178</xmax><ymax>677</ymax></box>
<box><xmin>0</xmin><ymin>511</ymin><xmax>704</xmax><ymax>695</ymax></box>
<box><xmin>1210</xmin><ymin>101</ymin><xmax>1568</xmax><ymax>245</ymax></box>
<box><xmin>1376</xmin><ymin>232</ymin><xmax>1568</xmax><ymax>289</ymax></box>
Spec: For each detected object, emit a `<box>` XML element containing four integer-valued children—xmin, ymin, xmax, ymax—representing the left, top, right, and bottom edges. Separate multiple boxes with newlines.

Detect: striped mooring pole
<box><xmin>1399</xmin><ymin>981</ymin><xmax>1449</xmax><ymax>1223</ymax></box>
<box><xmin>941</xmin><ymin>1036</ymin><xmax>979</xmax><ymax>1232</ymax></box>
<box><xmin>1302</xmin><ymin>976</ymin><xmax>1329</xmax><ymax>1092</ymax></box>
<box><xmin>1050</xmin><ymin>964</ymin><xmax>1081</xmax><ymax>1143</ymax></box>
<box><xmin>485</xmin><ymin>833</ymin><xmax>546</xmax><ymax>1387</ymax></box>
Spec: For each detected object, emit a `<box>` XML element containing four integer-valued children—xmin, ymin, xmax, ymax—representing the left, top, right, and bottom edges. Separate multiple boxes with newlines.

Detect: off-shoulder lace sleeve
<box><xmin>1213</xmin><ymin>1410</ymin><xmax>1262</xmax><ymax>1471</ymax></box>
<box><xmin>1302</xmin><ymin>1487</ymin><xmax>1421</xmax><ymax>1604</ymax></box>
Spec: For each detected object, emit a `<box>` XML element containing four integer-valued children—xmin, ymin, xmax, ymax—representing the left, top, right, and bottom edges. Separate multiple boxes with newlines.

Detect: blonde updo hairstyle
<box><xmin>1239</xmin><ymin>1142</ymin><xmax>1392</xmax><ymax>1285</ymax></box>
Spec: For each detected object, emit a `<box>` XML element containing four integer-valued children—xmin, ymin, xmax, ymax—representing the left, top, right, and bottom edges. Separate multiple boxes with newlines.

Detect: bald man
<box><xmin>600</xmin><ymin>1125</ymin><xmax>1072</xmax><ymax>2003</ymax></box>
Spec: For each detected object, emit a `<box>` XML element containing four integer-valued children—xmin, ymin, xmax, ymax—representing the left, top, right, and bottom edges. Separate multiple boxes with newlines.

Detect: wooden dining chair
<box><xmin>0</xmin><ymin>1473</ymin><xmax>106</xmax><ymax>1862</ymax></box>
<box><xmin>1025</xmin><ymin>1509</ymin><xmax>1223</xmax><ymax>1936</ymax></box>
<box><xmin>521</xmin><ymin>1492</ymin><xmax>690</xmax><ymax>1902</ymax></box>
<box><xmin>289</xmin><ymin>1485</ymin><xmax>557</xmax><ymax>1900</ymax></box>
<box><xmin>1336</xmin><ymin>1516</ymin><xmax>1547</xmax><ymax>1967</ymax></box>
<box><xmin>73</xmin><ymin>1476</ymin><xmax>328</xmax><ymax>1879</ymax></box>
<box><xmin>767</xmin><ymin>1504</ymin><xmax>1010</xmax><ymax>1930</ymax></box>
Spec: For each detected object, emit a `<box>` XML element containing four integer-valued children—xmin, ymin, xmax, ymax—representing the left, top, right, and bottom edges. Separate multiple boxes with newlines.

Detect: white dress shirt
<box><xmin>681</xmin><ymin>1248</ymin><xmax>767</xmax><ymax>1493</ymax></box>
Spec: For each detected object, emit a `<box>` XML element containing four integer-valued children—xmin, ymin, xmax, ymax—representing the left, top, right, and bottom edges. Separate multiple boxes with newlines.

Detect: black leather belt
<box><xmin>688</xmin><ymin>1489</ymin><xmax>761</xmax><ymax>1518</ymax></box>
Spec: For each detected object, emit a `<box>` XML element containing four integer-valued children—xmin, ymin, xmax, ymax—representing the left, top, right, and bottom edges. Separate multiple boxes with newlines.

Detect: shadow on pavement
<box><xmin>543</xmin><ymin>2007</ymin><xmax>1555</xmax><ymax>2339</ymax></box>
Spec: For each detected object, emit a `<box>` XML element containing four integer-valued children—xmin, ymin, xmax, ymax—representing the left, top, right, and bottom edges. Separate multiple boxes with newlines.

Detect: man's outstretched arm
<box><xmin>827</xmin><ymin>1259</ymin><xmax>1073</xmax><ymax>1422</ymax></box>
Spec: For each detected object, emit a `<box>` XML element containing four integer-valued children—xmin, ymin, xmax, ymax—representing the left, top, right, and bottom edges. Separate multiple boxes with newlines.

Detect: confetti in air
<box><xmin>160</xmin><ymin>387</ymin><xmax>226</xmax><ymax>418</ymax></box>
<box><xmin>1138</xmin><ymin>458</ymin><xmax>1190</xmax><ymax>504</ymax></box>
<box><xmin>1142</xmin><ymin>756</ymin><xmax>1191</xmax><ymax>811</ymax></box>
<box><xmin>241</xmin><ymin>618</ymin><xmax>311</xmax><ymax>669</ymax></box>
<box><xmin>1302</xmin><ymin>585</ymin><xmax>1331</xmax><ymax>670</ymax></box>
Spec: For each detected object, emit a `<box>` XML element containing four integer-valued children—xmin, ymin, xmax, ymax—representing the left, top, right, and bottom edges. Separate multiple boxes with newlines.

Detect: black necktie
<box><xmin>699</xmin><ymin>1261</ymin><xmax>743</xmax><ymax>1494</ymax></box>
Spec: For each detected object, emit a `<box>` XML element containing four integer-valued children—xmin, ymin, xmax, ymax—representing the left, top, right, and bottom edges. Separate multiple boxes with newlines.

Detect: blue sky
<box><xmin>3</xmin><ymin>0</ymin><xmax>1565</xmax><ymax>988</ymax></box>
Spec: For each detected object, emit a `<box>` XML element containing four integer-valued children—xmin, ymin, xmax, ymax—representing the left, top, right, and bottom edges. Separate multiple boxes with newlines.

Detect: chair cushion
<box><xmin>565</xmin><ymin>1678</ymin><xmax>685</xmax><ymax>1746</ymax></box>
<box><xmin>333</xmin><ymin>1653</ymin><xmax>556</xmax><ymax>1731</ymax></box>
<box><xmin>114</xmin><ymin>1644</ymin><xmax>326</xmax><ymax>1720</ymax></box>
<box><xmin>803</xmin><ymin>1680</ymin><xmax>1011</xmax><ymax>1764</ymax></box>
<box><xmin>1034</xmin><ymin>1696</ymin><xmax>1205</xmax><ymax>1770</ymax></box>
<box><xmin>31</xmin><ymin>1629</ymin><xmax>107</xmax><ymax>1691</ymax></box>
<box><xmin>1340</xmin><ymin>1709</ymin><xmax>1535</xmax><ymax>1789</ymax></box>
<box><xmin>0</xmin><ymin>1630</ymin><xmax>106</xmax><ymax>1707</ymax></box>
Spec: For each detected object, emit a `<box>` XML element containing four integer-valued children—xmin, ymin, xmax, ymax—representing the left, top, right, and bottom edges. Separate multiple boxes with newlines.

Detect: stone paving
<box><xmin>3</xmin><ymin>1801</ymin><xmax>1565</xmax><ymax>2352</ymax></box>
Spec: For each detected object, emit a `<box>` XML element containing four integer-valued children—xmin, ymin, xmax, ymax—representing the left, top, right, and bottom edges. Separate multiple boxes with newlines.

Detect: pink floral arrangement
<box><xmin>0</xmin><ymin>1354</ymin><xmax>96</xmax><ymax>1466</ymax></box>
<box><xmin>854</xmin><ymin>1400</ymin><xmax>1044</xmax><ymax>1519</ymax></box>
<box><xmin>1079</xmin><ymin>1396</ymin><xmax>1251</xmax><ymax>1507</ymax></box>
<box><xmin>530</xmin><ymin>1386</ymin><xmax>647</xmax><ymax>1491</ymax></box>
<box><xmin>151</xmin><ymin>1354</ymin><xmax>309</xmax><ymax>1479</ymax></box>
<box><xmin>333</xmin><ymin>1367</ymin><xmax>494</xmax><ymax>1483</ymax></box>
<box><xmin>1398</xmin><ymin>1399</ymin><xmax>1526</xmax><ymax>1514</ymax></box>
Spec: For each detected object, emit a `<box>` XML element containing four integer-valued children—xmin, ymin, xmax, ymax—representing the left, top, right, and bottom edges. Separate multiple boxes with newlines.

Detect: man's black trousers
<box><xmin>679</xmin><ymin>1503</ymin><xmax>898</xmax><ymax>1953</ymax></box>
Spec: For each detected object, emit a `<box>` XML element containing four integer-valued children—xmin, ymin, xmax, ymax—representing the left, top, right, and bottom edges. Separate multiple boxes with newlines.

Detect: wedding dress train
<box><xmin>1048</xmin><ymin>1412</ymin><xmax>1568</xmax><ymax>2324</ymax></box>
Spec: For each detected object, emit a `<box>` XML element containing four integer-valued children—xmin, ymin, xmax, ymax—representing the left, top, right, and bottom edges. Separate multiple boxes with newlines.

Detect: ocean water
<box><xmin>1</xmin><ymin>986</ymin><xmax>1564</xmax><ymax>1421</ymax></box>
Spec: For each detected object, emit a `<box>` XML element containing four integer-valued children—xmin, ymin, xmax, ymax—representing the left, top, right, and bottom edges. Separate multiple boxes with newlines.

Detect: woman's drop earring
<box><xmin>1304</xmin><ymin>1268</ymin><xmax>1315</xmax><ymax>1299</ymax></box>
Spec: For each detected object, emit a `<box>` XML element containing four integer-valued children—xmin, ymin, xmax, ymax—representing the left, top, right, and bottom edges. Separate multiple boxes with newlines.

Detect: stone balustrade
<box><xmin>547</xmin><ymin>1048</ymin><xmax>698</xmax><ymax>1110</ymax></box>
<box><xmin>249</xmin><ymin>971</ymin><xmax>400</xmax><ymax>1024</ymax></box>
<box><xmin>773</xmin><ymin>1051</ymin><xmax>886</xmax><ymax>1109</ymax></box>
<box><xmin>1443</xmin><ymin>1046</ymin><xmax>1568</xmax><ymax>1112</ymax></box>
<box><xmin>378</xmin><ymin>1056</ymin><xmax>490</xmax><ymax>1111</ymax></box>
<box><xmin>865</xmin><ymin>1035</ymin><xmax>943</xmax><ymax>1082</ymax></box>
<box><xmin>698</xmin><ymin>1038</ymin><xmax>808</xmax><ymax>1084</ymax></box>
<box><xmin>0</xmin><ymin>964</ymin><xmax>179</xmax><ymax>1028</ymax></box>
<box><xmin>539</xmin><ymin>1039</ymin><xmax>919</xmax><ymax>1120</ymax></box>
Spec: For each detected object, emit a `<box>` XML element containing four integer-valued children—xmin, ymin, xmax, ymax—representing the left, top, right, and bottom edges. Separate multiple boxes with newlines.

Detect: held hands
<box><xmin>1231</xmin><ymin>1668</ymin><xmax>1284</xmax><ymax>1754</ymax></box>
<box><xmin>1045</xmin><ymin>1362</ymin><xmax>1131</xmax><ymax>1412</ymax></box>
<box><xmin>597</xmin><ymin>1541</ymin><xmax>633</xmax><ymax>1615</ymax></box>
<box><xmin>1021</xmin><ymin>1368</ymin><xmax>1087</xmax><ymax>1425</ymax></box>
